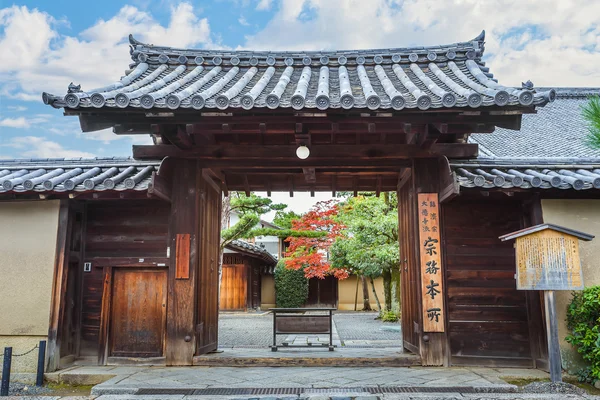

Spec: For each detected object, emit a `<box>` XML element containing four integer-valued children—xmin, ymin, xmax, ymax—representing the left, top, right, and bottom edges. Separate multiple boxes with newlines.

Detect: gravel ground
<box><xmin>333</xmin><ymin>312</ymin><xmax>401</xmax><ymax>341</ymax></box>
<box><xmin>218</xmin><ymin>311</ymin><xmax>401</xmax><ymax>348</ymax></box>
<box><xmin>521</xmin><ymin>381</ymin><xmax>586</xmax><ymax>394</ymax></box>
<box><xmin>4</xmin><ymin>381</ymin><xmax>53</xmax><ymax>396</ymax></box>
<box><xmin>219</xmin><ymin>312</ymin><xmax>274</xmax><ymax>347</ymax></box>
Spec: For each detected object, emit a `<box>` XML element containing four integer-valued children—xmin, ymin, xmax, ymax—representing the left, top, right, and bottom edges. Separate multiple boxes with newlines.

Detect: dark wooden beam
<box><xmin>204</xmin><ymin>168</ymin><xmax>228</xmax><ymax>196</ymax></box>
<box><xmin>288</xmin><ymin>175</ymin><xmax>294</xmax><ymax>197</ymax></box>
<box><xmin>201</xmin><ymin>169</ymin><xmax>222</xmax><ymax>194</ymax></box>
<box><xmin>132</xmin><ymin>143</ymin><xmax>478</xmax><ymax>161</ymax></box>
<box><xmin>187</xmin><ymin>124</ymin><xmax>215</xmax><ymax>144</ymax></box>
<box><xmin>438</xmin><ymin>156</ymin><xmax>460</xmax><ymax>203</ymax></box>
<box><xmin>155</xmin><ymin>124</ymin><xmax>193</xmax><ymax>149</ymax></box>
<box><xmin>419</xmin><ymin>124</ymin><xmax>444</xmax><ymax>150</ymax></box>
<box><xmin>397</xmin><ymin>168</ymin><xmax>412</xmax><ymax>191</ymax></box>
<box><xmin>147</xmin><ymin>171</ymin><xmax>172</xmax><ymax>202</ymax></box>
<box><xmin>243</xmin><ymin>174</ymin><xmax>251</xmax><ymax>196</ymax></box>
<box><xmin>376</xmin><ymin>176</ymin><xmax>382</xmax><ymax>197</ymax></box>
<box><xmin>302</xmin><ymin>168</ymin><xmax>316</xmax><ymax>183</ymax></box>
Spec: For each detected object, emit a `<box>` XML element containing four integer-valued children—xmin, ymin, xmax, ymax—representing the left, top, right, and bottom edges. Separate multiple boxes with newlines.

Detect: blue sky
<box><xmin>0</xmin><ymin>0</ymin><xmax>599</xmax><ymax>160</ymax></box>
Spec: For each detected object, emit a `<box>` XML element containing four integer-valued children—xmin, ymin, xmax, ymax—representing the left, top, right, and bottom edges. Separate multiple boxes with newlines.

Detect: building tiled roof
<box><xmin>455</xmin><ymin>88</ymin><xmax>600</xmax><ymax>191</ymax></box>
<box><xmin>451</xmin><ymin>158</ymin><xmax>600</xmax><ymax>191</ymax></box>
<box><xmin>470</xmin><ymin>88</ymin><xmax>600</xmax><ymax>158</ymax></box>
<box><xmin>42</xmin><ymin>31</ymin><xmax>555</xmax><ymax>112</ymax></box>
<box><xmin>226</xmin><ymin>239</ymin><xmax>277</xmax><ymax>266</ymax></box>
<box><xmin>0</xmin><ymin>158</ymin><xmax>159</xmax><ymax>193</ymax></box>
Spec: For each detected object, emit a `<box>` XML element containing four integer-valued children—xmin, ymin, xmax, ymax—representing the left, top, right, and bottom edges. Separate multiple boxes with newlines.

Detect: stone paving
<box><xmin>15</xmin><ymin>365</ymin><xmax>599</xmax><ymax>399</ymax></box>
<box><xmin>219</xmin><ymin>312</ymin><xmax>401</xmax><ymax>349</ymax></box>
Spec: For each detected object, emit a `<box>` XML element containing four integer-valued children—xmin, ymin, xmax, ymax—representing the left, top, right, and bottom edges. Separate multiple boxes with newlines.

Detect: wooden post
<box><xmin>166</xmin><ymin>159</ymin><xmax>200</xmax><ymax>365</ymax></box>
<box><xmin>544</xmin><ymin>290</ymin><xmax>562</xmax><ymax>382</ymax></box>
<box><xmin>46</xmin><ymin>200</ymin><xmax>71</xmax><ymax>372</ymax></box>
<box><xmin>412</xmin><ymin>158</ymin><xmax>448</xmax><ymax>366</ymax></box>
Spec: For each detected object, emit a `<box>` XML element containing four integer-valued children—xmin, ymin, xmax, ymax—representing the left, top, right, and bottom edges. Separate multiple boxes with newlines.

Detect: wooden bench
<box><xmin>269</xmin><ymin>308</ymin><xmax>336</xmax><ymax>351</ymax></box>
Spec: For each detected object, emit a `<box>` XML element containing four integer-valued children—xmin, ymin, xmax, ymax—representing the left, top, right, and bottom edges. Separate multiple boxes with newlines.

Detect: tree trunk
<box><xmin>361</xmin><ymin>275</ymin><xmax>372</xmax><ymax>311</ymax></box>
<box><xmin>369</xmin><ymin>277</ymin><xmax>382</xmax><ymax>312</ymax></box>
<box><xmin>382</xmin><ymin>269</ymin><xmax>392</xmax><ymax>311</ymax></box>
<box><xmin>391</xmin><ymin>265</ymin><xmax>401</xmax><ymax>314</ymax></box>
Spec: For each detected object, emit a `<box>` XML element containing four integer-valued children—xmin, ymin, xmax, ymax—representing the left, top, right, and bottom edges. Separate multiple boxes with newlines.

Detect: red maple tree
<box><xmin>284</xmin><ymin>200</ymin><xmax>349</xmax><ymax>280</ymax></box>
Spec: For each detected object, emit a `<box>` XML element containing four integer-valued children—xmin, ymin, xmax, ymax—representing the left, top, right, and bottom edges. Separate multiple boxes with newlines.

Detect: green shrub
<box><xmin>274</xmin><ymin>259</ymin><xmax>309</xmax><ymax>308</ymax></box>
<box><xmin>380</xmin><ymin>309</ymin><xmax>400</xmax><ymax>322</ymax></box>
<box><xmin>565</xmin><ymin>286</ymin><xmax>600</xmax><ymax>384</ymax></box>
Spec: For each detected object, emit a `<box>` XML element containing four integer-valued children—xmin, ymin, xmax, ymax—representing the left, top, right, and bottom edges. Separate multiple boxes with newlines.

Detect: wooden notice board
<box><xmin>515</xmin><ymin>230</ymin><xmax>584</xmax><ymax>290</ymax></box>
<box><xmin>418</xmin><ymin>193</ymin><xmax>445</xmax><ymax>333</ymax></box>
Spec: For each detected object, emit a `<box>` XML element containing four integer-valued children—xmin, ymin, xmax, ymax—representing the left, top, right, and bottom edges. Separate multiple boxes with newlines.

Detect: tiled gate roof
<box><xmin>42</xmin><ymin>31</ymin><xmax>555</xmax><ymax>111</ymax></box>
<box><xmin>0</xmin><ymin>158</ymin><xmax>159</xmax><ymax>194</ymax></box>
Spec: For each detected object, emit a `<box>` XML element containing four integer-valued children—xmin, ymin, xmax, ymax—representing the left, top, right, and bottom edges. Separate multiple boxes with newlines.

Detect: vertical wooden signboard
<box><xmin>418</xmin><ymin>193</ymin><xmax>445</xmax><ymax>333</ymax></box>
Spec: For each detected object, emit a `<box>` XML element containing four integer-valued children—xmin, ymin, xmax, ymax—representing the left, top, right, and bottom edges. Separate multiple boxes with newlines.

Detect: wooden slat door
<box><xmin>220</xmin><ymin>264</ymin><xmax>247</xmax><ymax>310</ymax></box>
<box><xmin>109</xmin><ymin>268</ymin><xmax>167</xmax><ymax>357</ymax></box>
<box><xmin>398</xmin><ymin>180</ymin><xmax>420</xmax><ymax>354</ymax></box>
<box><xmin>443</xmin><ymin>199</ymin><xmax>533</xmax><ymax>367</ymax></box>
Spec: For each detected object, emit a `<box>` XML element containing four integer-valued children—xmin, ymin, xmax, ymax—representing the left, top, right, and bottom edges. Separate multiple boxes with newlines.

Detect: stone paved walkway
<box><xmin>16</xmin><ymin>365</ymin><xmax>600</xmax><ymax>399</ymax></box>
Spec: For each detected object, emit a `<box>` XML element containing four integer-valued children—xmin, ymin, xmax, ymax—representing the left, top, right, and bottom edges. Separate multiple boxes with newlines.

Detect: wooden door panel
<box><xmin>110</xmin><ymin>268</ymin><xmax>167</xmax><ymax>357</ymax></box>
<box><xmin>220</xmin><ymin>265</ymin><xmax>246</xmax><ymax>310</ymax></box>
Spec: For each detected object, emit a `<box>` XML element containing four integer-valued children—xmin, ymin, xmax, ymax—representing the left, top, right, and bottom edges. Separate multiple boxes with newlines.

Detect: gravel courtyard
<box><xmin>218</xmin><ymin>311</ymin><xmax>401</xmax><ymax>348</ymax></box>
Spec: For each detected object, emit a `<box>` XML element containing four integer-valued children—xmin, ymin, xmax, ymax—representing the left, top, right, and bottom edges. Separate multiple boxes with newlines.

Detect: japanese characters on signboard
<box><xmin>418</xmin><ymin>193</ymin><xmax>445</xmax><ymax>333</ymax></box>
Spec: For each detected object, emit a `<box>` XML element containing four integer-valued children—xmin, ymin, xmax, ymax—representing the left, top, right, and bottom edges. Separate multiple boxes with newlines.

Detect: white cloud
<box><xmin>243</xmin><ymin>0</ymin><xmax>600</xmax><ymax>86</ymax></box>
<box><xmin>256</xmin><ymin>0</ymin><xmax>273</xmax><ymax>11</ymax></box>
<box><xmin>238</xmin><ymin>15</ymin><xmax>250</xmax><ymax>26</ymax></box>
<box><xmin>2</xmin><ymin>136</ymin><xmax>95</xmax><ymax>158</ymax></box>
<box><xmin>0</xmin><ymin>117</ymin><xmax>29</xmax><ymax>128</ymax></box>
<box><xmin>77</xmin><ymin>128</ymin><xmax>153</xmax><ymax>145</ymax></box>
<box><xmin>7</xmin><ymin>106</ymin><xmax>27</xmax><ymax>112</ymax></box>
<box><xmin>0</xmin><ymin>3</ymin><xmax>218</xmax><ymax>101</ymax></box>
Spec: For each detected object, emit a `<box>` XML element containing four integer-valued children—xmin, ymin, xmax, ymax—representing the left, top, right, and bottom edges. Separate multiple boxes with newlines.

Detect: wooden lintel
<box><xmin>148</xmin><ymin>171</ymin><xmax>172</xmax><ymax>202</ymax></box>
<box><xmin>222</xmin><ymin>123</ymin><xmax>231</xmax><ymax>133</ymax></box>
<box><xmin>353</xmin><ymin>177</ymin><xmax>358</xmax><ymax>197</ymax></box>
<box><xmin>368</xmin><ymin>123</ymin><xmax>376</xmax><ymax>133</ymax></box>
<box><xmin>132</xmin><ymin>143</ymin><xmax>478</xmax><ymax>161</ymax></box>
<box><xmin>376</xmin><ymin>176</ymin><xmax>382</xmax><ymax>197</ymax></box>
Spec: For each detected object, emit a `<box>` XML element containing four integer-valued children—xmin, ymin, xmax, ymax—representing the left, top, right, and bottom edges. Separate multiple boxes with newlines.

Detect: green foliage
<box><xmin>242</xmin><ymin>227</ymin><xmax>327</xmax><ymax>240</ymax></box>
<box><xmin>583</xmin><ymin>96</ymin><xmax>600</xmax><ymax>149</ymax></box>
<box><xmin>220</xmin><ymin>192</ymin><xmax>287</xmax><ymax>249</ymax></box>
<box><xmin>273</xmin><ymin>210</ymin><xmax>303</xmax><ymax>229</ymax></box>
<box><xmin>565</xmin><ymin>286</ymin><xmax>600</xmax><ymax>384</ymax></box>
<box><xmin>274</xmin><ymin>259</ymin><xmax>309</xmax><ymax>308</ymax></box>
<box><xmin>380</xmin><ymin>309</ymin><xmax>400</xmax><ymax>322</ymax></box>
<box><xmin>330</xmin><ymin>194</ymin><xmax>399</xmax><ymax>278</ymax></box>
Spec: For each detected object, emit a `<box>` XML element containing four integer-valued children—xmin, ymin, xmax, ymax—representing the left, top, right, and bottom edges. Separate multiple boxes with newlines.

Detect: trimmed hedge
<box><xmin>274</xmin><ymin>259</ymin><xmax>309</xmax><ymax>308</ymax></box>
<box><xmin>565</xmin><ymin>286</ymin><xmax>600</xmax><ymax>384</ymax></box>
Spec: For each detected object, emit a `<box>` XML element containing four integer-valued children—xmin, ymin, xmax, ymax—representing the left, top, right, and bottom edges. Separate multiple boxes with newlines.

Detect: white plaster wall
<box><xmin>0</xmin><ymin>201</ymin><xmax>59</xmax><ymax>336</ymax></box>
<box><xmin>541</xmin><ymin>199</ymin><xmax>600</xmax><ymax>373</ymax></box>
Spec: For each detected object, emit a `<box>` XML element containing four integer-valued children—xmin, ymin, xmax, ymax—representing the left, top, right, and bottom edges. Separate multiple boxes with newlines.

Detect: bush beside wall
<box><xmin>274</xmin><ymin>259</ymin><xmax>308</xmax><ymax>308</ymax></box>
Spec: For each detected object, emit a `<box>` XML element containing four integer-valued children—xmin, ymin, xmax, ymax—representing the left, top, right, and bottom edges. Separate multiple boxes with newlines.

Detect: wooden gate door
<box><xmin>109</xmin><ymin>268</ymin><xmax>167</xmax><ymax>358</ymax></box>
<box><xmin>220</xmin><ymin>265</ymin><xmax>247</xmax><ymax>310</ymax></box>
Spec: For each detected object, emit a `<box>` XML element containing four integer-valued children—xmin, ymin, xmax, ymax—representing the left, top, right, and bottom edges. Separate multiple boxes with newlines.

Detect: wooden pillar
<box><xmin>412</xmin><ymin>158</ymin><xmax>448</xmax><ymax>366</ymax></box>
<box><xmin>46</xmin><ymin>200</ymin><xmax>71</xmax><ymax>372</ymax></box>
<box><xmin>166</xmin><ymin>159</ymin><xmax>200</xmax><ymax>365</ymax></box>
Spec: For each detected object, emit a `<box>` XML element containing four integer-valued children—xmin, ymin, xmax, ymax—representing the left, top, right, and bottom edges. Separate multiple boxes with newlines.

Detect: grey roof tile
<box><xmin>42</xmin><ymin>31</ymin><xmax>554</xmax><ymax>112</ymax></box>
<box><xmin>0</xmin><ymin>158</ymin><xmax>159</xmax><ymax>194</ymax></box>
<box><xmin>470</xmin><ymin>87</ymin><xmax>600</xmax><ymax>158</ymax></box>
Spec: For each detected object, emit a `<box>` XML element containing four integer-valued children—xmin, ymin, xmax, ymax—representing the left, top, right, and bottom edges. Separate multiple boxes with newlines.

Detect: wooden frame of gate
<box><xmin>39</xmin><ymin>31</ymin><xmax>557</xmax><ymax>368</ymax></box>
